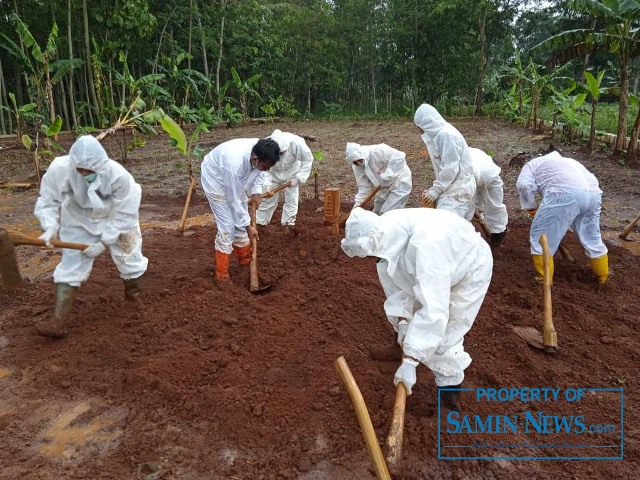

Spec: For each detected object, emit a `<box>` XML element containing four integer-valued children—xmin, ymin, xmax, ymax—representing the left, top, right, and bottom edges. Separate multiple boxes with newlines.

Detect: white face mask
<box><xmin>85</xmin><ymin>173</ymin><xmax>98</xmax><ymax>183</ymax></box>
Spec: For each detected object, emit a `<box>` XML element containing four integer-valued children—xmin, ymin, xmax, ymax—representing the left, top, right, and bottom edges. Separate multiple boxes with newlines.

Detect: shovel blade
<box><xmin>0</xmin><ymin>227</ymin><xmax>25</xmax><ymax>288</ymax></box>
<box><xmin>512</xmin><ymin>326</ymin><xmax>545</xmax><ymax>350</ymax></box>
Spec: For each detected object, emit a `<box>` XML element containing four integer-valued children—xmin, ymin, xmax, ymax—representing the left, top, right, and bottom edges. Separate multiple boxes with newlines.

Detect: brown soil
<box><xmin>1</xmin><ymin>118</ymin><xmax>639</xmax><ymax>479</ymax></box>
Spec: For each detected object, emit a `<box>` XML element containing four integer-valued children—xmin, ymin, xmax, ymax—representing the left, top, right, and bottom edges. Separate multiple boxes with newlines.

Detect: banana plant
<box><xmin>0</xmin><ymin>93</ymin><xmax>41</xmax><ymax>140</ymax></box>
<box><xmin>583</xmin><ymin>70</ymin><xmax>607</xmax><ymax>149</ymax></box>
<box><xmin>226</xmin><ymin>67</ymin><xmax>262</xmax><ymax>121</ymax></box>
<box><xmin>21</xmin><ymin>116</ymin><xmax>63</xmax><ymax>186</ymax></box>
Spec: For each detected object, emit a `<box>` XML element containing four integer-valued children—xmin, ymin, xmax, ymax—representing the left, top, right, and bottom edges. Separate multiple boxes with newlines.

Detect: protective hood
<box><xmin>341</xmin><ymin>207</ymin><xmax>381</xmax><ymax>257</ymax></box>
<box><xmin>345</xmin><ymin>142</ymin><xmax>368</xmax><ymax>166</ymax></box>
<box><xmin>69</xmin><ymin>135</ymin><xmax>109</xmax><ymax>173</ymax></box>
<box><xmin>414</xmin><ymin>104</ymin><xmax>446</xmax><ymax>141</ymax></box>
<box><xmin>268</xmin><ymin>129</ymin><xmax>289</xmax><ymax>153</ymax></box>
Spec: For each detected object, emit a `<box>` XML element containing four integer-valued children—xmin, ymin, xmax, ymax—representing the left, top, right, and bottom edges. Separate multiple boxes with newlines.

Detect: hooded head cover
<box><xmin>341</xmin><ymin>207</ymin><xmax>381</xmax><ymax>258</ymax></box>
<box><xmin>268</xmin><ymin>129</ymin><xmax>289</xmax><ymax>153</ymax></box>
<box><xmin>69</xmin><ymin>135</ymin><xmax>109</xmax><ymax>173</ymax></box>
<box><xmin>345</xmin><ymin>142</ymin><xmax>367</xmax><ymax>166</ymax></box>
<box><xmin>413</xmin><ymin>104</ymin><xmax>446</xmax><ymax>140</ymax></box>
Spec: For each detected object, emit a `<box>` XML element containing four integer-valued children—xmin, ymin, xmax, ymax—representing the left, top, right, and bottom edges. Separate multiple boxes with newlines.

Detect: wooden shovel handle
<box><xmin>619</xmin><ymin>210</ymin><xmax>640</xmax><ymax>239</ymax></box>
<box><xmin>385</xmin><ymin>383</ymin><xmax>407</xmax><ymax>469</ymax></box>
<box><xmin>8</xmin><ymin>232</ymin><xmax>88</xmax><ymax>250</ymax></box>
<box><xmin>335</xmin><ymin>356</ymin><xmax>391</xmax><ymax>480</ymax></box>
<box><xmin>262</xmin><ymin>180</ymin><xmax>292</xmax><ymax>199</ymax></box>
<box><xmin>338</xmin><ymin>185</ymin><xmax>382</xmax><ymax>228</ymax></box>
<box><xmin>249</xmin><ymin>204</ymin><xmax>260</xmax><ymax>291</ymax></box>
<box><xmin>540</xmin><ymin>234</ymin><xmax>557</xmax><ymax>349</ymax></box>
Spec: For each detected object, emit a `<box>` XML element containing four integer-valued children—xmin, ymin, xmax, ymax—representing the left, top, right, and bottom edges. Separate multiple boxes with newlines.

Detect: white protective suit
<box><xmin>516</xmin><ymin>151</ymin><xmax>607</xmax><ymax>258</ymax></box>
<box><xmin>34</xmin><ymin>135</ymin><xmax>148</xmax><ymax>286</ymax></box>
<box><xmin>469</xmin><ymin>147</ymin><xmax>508</xmax><ymax>234</ymax></box>
<box><xmin>414</xmin><ymin>104</ymin><xmax>476</xmax><ymax>220</ymax></box>
<box><xmin>257</xmin><ymin>130</ymin><xmax>314</xmax><ymax>226</ymax></box>
<box><xmin>341</xmin><ymin>208</ymin><xmax>493</xmax><ymax>387</ymax></box>
<box><xmin>345</xmin><ymin>142</ymin><xmax>412</xmax><ymax>214</ymax></box>
<box><xmin>200</xmin><ymin>138</ymin><xmax>266</xmax><ymax>254</ymax></box>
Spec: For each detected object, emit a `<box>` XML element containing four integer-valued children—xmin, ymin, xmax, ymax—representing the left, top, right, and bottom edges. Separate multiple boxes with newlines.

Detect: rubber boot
<box><xmin>439</xmin><ymin>385</ymin><xmax>463</xmax><ymax>412</ymax></box>
<box><xmin>233</xmin><ymin>244</ymin><xmax>252</xmax><ymax>266</ymax></box>
<box><xmin>215</xmin><ymin>250</ymin><xmax>231</xmax><ymax>281</ymax></box>
<box><xmin>490</xmin><ymin>230</ymin><xmax>507</xmax><ymax>247</ymax></box>
<box><xmin>589</xmin><ymin>254</ymin><xmax>609</xmax><ymax>284</ymax></box>
<box><xmin>123</xmin><ymin>276</ymin><xmax>142</xmax><ymax>299</ymax></box>
<box><xmin>35</xmin><ymin>283</ymin><xmax>75</xmax><ymax>339</ymax></box>
<box><xmin>532</xmin><ymin>254</ymin><xmax>554</xmax><ymax>284</ymax></box>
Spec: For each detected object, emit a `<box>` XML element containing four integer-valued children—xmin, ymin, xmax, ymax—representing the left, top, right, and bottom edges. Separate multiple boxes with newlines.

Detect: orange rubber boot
<box><xmin>215</xmin><ymin>250</ymin><xmax>231</xmax><ymax>281</ymax></box>
<box><xmin>233</xmin><ymin>244</ymin><xmax>253</xmax><ymax>266</ymax></box>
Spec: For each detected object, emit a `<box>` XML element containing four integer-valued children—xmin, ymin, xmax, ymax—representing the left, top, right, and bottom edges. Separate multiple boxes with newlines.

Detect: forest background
<box><xmin>2</xmin><ymin>0</ymin><xmax>640</xmax><ymax>163</ymax></box>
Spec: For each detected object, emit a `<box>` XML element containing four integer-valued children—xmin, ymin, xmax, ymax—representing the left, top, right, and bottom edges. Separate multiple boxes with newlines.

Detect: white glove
<box><xmin>289</xmin><ymin>177</ymin><xmax>300</xmax><ymax>187</ymax></box>
<box><xmin>424</xmin><ymin>188</ymin><xmax>440</xmax><ymax>203</ymax></box>
<box><xmin>394</xmin><ymin>357</ymin><xmax>419</xmax><ymax>396</ymax></box>
<box><xmin>38</xmin><ymin>228</ymin><xmax>58</xmax><ymax>247</ymax></box>
<box><xmin>396</xmin><ymin>319</ymin><xmax>409</xmax><ymax>347</ymax></box>
<box><xmin>82</xmin><ymin>241</ymin><xmax>106</xmax><ymax>259</ymax></box>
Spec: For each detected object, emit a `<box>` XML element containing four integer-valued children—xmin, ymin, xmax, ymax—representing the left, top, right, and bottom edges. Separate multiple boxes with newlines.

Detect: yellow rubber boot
<box><xmin>589</xmin><ymin>254</ymin><xmax>609</xmax><ymax>284</ymax></box>
<box><xmin>532</xmin><ymin>254</ymin><xmax>554</xmax><ymax>284</ymax></box>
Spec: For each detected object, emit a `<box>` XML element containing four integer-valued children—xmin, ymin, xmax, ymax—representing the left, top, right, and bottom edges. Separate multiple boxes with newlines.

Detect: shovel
<box><xmin>512</xmin><ymin>234</ymin><xmax>557</xmax><ymax>354</ymax></box>
<box><xmin>0</xmin><ymin>227</ymin><xmax>88</xmax><ymax>288</ymax></box>
<box><xmin>249</xmin><ymin>204</ymin><xmax>272</xmax><ymax>293</ymax></box>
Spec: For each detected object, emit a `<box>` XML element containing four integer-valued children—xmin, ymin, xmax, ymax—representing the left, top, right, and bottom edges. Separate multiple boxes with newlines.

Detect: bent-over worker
<box><xmin>414</xmin><ymin>103</ymin><xmax>476</xmax><ymax>220</ymax></box>
<box><xmin>469</xmin><ymin>147</ymin><xmax>508</xmax><ymax>246</ymax></box>
<box><xmin>341</xmin><ymin>207</ymin><xmax>493</xmax><ymax>410</ymax></box>
<box><xmin>200</xmin><ymin>138</ymin><xmax>280</xmax><ymax>282</ymax></box>
<box><xmin>33</xmin><ymin>135</ymin><xmax>148</xmax><ymax>338</ymax></box>
<box><xmin>345</xmin><ymin>142</ymin><xmax>412</xmax><ymax>214</ymax></box>
<box><xmin>257</xmin><ymin>130</ymin><xmax>314</xmax><ymax>229</ymax></box>
<box><xmin>517</xmin><ymin>150</ymin><xmax>608</xmax><ymax>284</ymax></box>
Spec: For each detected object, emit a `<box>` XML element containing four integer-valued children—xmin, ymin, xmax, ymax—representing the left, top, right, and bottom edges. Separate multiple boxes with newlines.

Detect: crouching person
<box><xmin>34</xmin><ymin>135</ymin><xmax>148</xmax><ymax>338</ymax></box>
<box><xmin>341</xmin><ymin>207</ymin><xmax>493</xmax><ymax>411</ymax></box>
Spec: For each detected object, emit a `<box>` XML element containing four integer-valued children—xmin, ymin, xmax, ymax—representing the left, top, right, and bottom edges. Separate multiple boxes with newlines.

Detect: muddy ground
<box><xmin>1</xmin><ymin>118</ymin><xmax>639</xmax><ymax>479</ymax></box>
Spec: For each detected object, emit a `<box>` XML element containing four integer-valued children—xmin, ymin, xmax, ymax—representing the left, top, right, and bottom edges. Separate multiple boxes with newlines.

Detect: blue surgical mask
<box><xmin>85</xmin><ymin>173</ymin><xmax>98</xmax><ymax>183</ymax></box>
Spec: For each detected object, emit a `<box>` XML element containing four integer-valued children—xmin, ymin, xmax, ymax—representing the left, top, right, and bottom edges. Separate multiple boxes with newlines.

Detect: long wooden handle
<box><xmin>385</xmin><ymin>383</ymin><xmax>407</xmax><ymax>469</ymax></box>
<box><xmin>619</xmin><ymin>210</ymin><xmax>640</xmax><ymax>239</ymax></box>
<box><xmin>558</xmin><ymin>242</ymin><xmax>575</xmax><ymax>263</ymax></box>
<box><xmin>249</xmin><ymin>204</ymin><xmax>260</xmax><ymax>291</ymax></box>
<box><xmin>335</xmin><ymin>356</ymin><xmax>391</xmax><ymax>480</ymax></box>
<box><xmin>473</xmin><ymin>212</ymin><xmax>491</xmax><ymax>238</ymax></box>
<box><xmin>338</xmin><ymin>185</ymin><xmax>382</xmax><ymax>228</ymax></box>
<box><xmin>262</xmin><ymin>180</ymin><xmax>292</xmax><ymax>199</ymax></box>
<box><xmin>178</xmin><ymin>177</ymin><xmax>197</xmax><ymax>233</ymax></box>
<box><xmin>8</xmin><ymin>232</ymin><xmax>88</xmax><ymax>250</ymax></box>
<box><xmin>540</xmin><ymin>234</ymin><xmax>557</xmax><ymax>349</ymax></box>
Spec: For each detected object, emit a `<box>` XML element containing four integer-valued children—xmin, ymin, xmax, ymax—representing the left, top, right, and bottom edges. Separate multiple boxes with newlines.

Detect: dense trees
<box><xmin>0</xmin><ymin>0</ymin><xmax>639</xmax><ymax>161</ymax></box>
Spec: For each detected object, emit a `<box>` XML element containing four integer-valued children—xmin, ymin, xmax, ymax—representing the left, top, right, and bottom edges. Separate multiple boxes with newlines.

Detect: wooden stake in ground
<box><xmin>540</xmin><ymin>234</ymin><xmax>557</xmax><ymax>354</ymax></box>
<box><xmin>177</xmin><ymin>177</ymin><xmax>197</xmax><ymax>235</ymax></box>
<box><xmin>619</xmin><ymin>210</ymin><xmax>640</xmax><ymax>240</ymax></box>
<box><xmin>334</xmin><ymin>356</ymin><xmax>391</xmax><ymax>480</ymax></box>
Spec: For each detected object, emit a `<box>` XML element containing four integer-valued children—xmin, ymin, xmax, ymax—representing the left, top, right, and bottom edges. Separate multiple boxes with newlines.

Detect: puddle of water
<box><xmin>603</xmin><ymin>231</ymin><xmax>640</xmax><ymax>256</ymax></box>
<box><xmin>38</xmin><ymin>400</ymin><xmax>122</xmax><ymax>458</ymax></box>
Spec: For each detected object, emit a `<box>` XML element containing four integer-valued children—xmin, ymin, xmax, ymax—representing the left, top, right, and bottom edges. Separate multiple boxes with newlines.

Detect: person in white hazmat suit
<box><xmin>345</xmin><ymin>142</ymin><xmax>412</xmax><ymax>214</ymax></box>
<box><xmin>469</xmin><ymin>147</ymin><xmax>508</xmax><ymax>246</ymax></box>
<box><xmin>414</xmin><ymin>104</ymin><xmax>476</xmax><ymax>220</ymax></box>
<box><xmin>341</xmin><ymin>207</ymin><xmax>493</xmax><ymax>410</ymax></box>
<box><xmin>517</xmin><ymin>150</ymin><xmax>609</xmax><ymax>284</ymax></box>
<box><xmin>33</xmin><ymin>135</ymin><xmax>148</xmax><ymax>338</ymax></box>
<box><xmin>200</xmin><ymin>138</ymin><xmax>280</xmax><ymax>282</ymax></box>
<box><xmin>256</xmin><ymin>130</ymin><xmax>314</xmax><ymax>228</ymax></box>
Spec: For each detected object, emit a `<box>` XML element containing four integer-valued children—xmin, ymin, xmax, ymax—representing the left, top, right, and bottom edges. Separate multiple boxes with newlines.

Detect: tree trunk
<box><xmin>67</xmin><ymin>0</ymin><xmax>77</xmax><ymax>127</ymax></box>
<box><xmin>474</xmin><ymin>3</ymin><xmax>487</xmax><ymax>116</ymax></box>
<box><xmin>216</xmin><ymin>0</ymin><xmax>228</xmax><ymax>111</ymax></box>
<box><xmin>0</xmin><ymin>57</ymin><xmax>6</xmax><ymax>135</ymax></box>
<box><xmin>625</xmin><ymin>105</ymin><xmax>640</xmax><ymax>165</ymax></box>
<box><xmin>83</xmin><ymin>0</ymin><xmax>100</xmax><ymax>126</ymax></box>
<box><xmin>614</xmin><ymin>55</ymin><xmax>629</xmax><ymax>153</ymax></box>
<box><xmin>197</xmin><ymin>0</ymin><xmax>208</xmax><ymax>78</ymax></box>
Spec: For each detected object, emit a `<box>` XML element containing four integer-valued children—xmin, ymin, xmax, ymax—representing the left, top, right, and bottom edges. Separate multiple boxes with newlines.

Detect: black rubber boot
<box><xmin>490</xmin><ymin>230</ymin><xmax>507</xmax><ymax>247</ymax></box>
<box><xmin>123</xmin><ymin>276</ymin><xmax>142</xmax><ymax>300</ymax></box>
<box><xmin>35</xmin><ymin>283</ymin><xmax>75</xmax><ymax>339</ymax></box>
<box><xmin>440</xmin><ymin>385</ymin><xmax>463</xmax><ymax>412</ymax></box>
